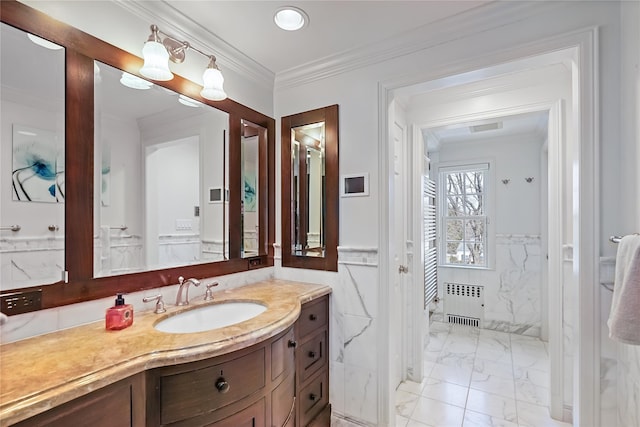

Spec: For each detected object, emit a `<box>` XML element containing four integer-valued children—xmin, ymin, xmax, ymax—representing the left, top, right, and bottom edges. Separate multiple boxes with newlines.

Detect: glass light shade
<box><xmin>200</xmin><ymin>67</ymin><xmax>227</xmax><ymax>101</ymax></box>
<box><xmin>120</xmin><ymin>72</ymin><xmax>153</xmax><ymax>90</ymax></box>
<box><xmin>140</xmin><ymin>40</ymin><xmax>173</xmax><ymax>81</ymax></box>
<box><xmin>27</xmin><ymin>33</ymin><xmax>63</xmax><ymax>50</ymax></box>
<box><xmin>178</xmin><ymin>94</ymin><xmax>202</xmax><ymax>108</ymax></box>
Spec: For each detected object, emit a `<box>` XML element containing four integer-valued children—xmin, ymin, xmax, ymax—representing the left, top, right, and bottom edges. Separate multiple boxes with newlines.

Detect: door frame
<box><xmin>377</xmin><ymin>28</ymin><xmax>599</xmax><ymax>426</ymax></box>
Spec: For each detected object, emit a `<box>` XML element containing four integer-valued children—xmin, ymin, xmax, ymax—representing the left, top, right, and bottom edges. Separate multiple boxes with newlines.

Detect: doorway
<box><xmin>380</xmin><ymin>30</ymin><xmax>599</xmax><ymax>426</ymax></box>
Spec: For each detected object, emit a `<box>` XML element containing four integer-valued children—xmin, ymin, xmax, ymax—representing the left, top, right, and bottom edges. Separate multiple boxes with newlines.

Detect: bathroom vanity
<box><xmin>0</xmin><ymin>280</ymin><xmax>331</xmax><ymax>427</ymax></box>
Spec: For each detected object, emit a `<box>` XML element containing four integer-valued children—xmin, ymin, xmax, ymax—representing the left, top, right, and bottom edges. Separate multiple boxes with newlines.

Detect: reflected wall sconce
<box><xmin>501</xmin><ymin>179</ymin><xmax>510</xmax><ymax>185</ymax></box>
<box><xmin>140</xmin><ymin>24</ymin><xmax>227</xmax><ymax>101</ymax></box>
<box><xmin>525</xmin><ymin>177</ymin><xmax>534</xmax><ymax>183</ymax></box>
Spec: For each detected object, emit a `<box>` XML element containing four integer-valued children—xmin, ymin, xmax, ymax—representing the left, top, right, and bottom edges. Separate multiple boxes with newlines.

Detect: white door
<box><xmin>391</xmin><ymin>120</ymin><xmax>406</xmax><ymax>389</ymax></box>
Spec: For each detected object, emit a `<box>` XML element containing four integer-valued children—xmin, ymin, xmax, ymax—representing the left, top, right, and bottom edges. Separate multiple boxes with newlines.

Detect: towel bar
<box><xmin>610</xmin><ymin>233</ymin><xmax>640</xmax><ymax>243</ymax></box>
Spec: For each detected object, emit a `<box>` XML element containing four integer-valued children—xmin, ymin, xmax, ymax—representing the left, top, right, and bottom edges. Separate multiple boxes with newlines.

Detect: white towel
<box><xmin>608</xmin><ymin>234</ymin><xmax>640</xmax><ymax>344</ymax></box>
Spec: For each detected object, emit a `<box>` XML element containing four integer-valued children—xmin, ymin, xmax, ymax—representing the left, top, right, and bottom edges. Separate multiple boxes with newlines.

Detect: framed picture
<box><xmin>12</xmin><ymin>124</ymin><xmax>64</xmax><ymax>203</ymax></box>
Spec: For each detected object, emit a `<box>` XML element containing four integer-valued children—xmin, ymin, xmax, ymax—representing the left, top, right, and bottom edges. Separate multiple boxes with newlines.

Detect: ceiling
<box><xmin>424</xmin><ymin>111</ymin><xmax>549</xmax><ymax>152</ymax></box>
<box><xmin>162</xmin><ymin>1</ymin><xmax>492</xmax><ymax>75</ymax></box>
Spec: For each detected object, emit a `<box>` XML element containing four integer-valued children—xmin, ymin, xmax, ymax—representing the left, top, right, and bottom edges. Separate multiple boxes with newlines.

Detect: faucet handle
<box><xmin>142</xmin><ymin>294</ymin><xmax>166</xmax><ymax>314</ymax></box>
<box><xmin>204</xmin><ymin>281</ymin><xmax>219</xmax><ymax>301</ymax></box>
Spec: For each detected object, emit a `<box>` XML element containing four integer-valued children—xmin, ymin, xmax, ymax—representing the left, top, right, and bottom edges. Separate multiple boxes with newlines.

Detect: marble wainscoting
<box><xmin>437</xmin><ymin>234</ymin><xmax>542</xmax><ymax>336</ymax></box>
<box><xmin>157</xmin><ymin>233</ymin><xmax>201</xmax><ymax>266</ymax></box>
<box><xmin>332</xmin><ymin>246</ymin><xmax>379</xmax><ymax>427</ymax></box>
<box><xmin>201</xmin><ymin>239</ymin><xmax>227</xmax><ymax>262</ymax></box>
<box><xmin>617</xmin><ymin>341</ymin><xmax>640</xmax><ymax>427</ymax></box>
<box><xmin>599</xmin><ymin>256</ymin><xmax>618</xmax><ymax>427</ymax></box>
<box><xmin>0</xmin><ymin>234</ymin><xmax>64</xmax><ymax>290</ymax></box>
<box><xmin>94</xmin><ymin>226</ymin><xmax>143</xmax><ymax>276</ymax></box>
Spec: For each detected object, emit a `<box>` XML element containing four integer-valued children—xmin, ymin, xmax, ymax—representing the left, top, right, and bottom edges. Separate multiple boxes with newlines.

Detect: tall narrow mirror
<box><xmin>0</xmin><ymin>22</ymin><xmax>65</xmax><ymax>291</ymax></box>
<box><xmin>94</xmin><ymin>61</ymin><xmax>228</xmax><ymax>277</ymax></box>
<box><xmin>281</xmin><ymin>105</ymin><xmax>338</xmax><ymax>271</ymax></box>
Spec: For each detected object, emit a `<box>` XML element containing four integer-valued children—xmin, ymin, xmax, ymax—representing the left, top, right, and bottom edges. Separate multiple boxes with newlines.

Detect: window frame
<box><xmin>438</xmin><ymin>162</ymin><xmax>492</xmax><ymax>269</ymax></box>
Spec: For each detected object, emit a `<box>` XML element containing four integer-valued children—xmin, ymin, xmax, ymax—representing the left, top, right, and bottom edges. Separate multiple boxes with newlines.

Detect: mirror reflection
<box><xmin>291</xmin><ymin>121</ymin><xmax>325</xmax><ymax>257</ymax></box>
<box><xmin>241</xmin><ymin>120</ymin><xmax>260</xmax><ymax>257</ymax></box>
<box><xmin>0</xmin><ymin>22</ymin><xmax>65</xmax><ymax>291</ymax></box>
<box><xmin>94</xmin><ymin>62</ymin><xmax>228</xmax><ymax>277</ymax></box>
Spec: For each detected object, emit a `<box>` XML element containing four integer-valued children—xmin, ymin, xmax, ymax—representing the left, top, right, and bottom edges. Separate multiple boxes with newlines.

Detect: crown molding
<box><xmin>113</xmin><ymin>0</ymin><xmax>274</xmax><ymax>92</ymax></box>
<box><xmin>275</xmin><ymin>1</ymin><xmax>563</xmax><ymax>90</ymax></box>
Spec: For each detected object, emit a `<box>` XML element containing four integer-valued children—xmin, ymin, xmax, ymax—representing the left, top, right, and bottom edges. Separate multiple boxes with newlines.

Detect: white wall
<box><xmin>614</xmin><ymin>2</ymin><xmax>640</xmax><ymax>426</ymax></box>
<box><xmin>275</xmin><ymin>2</ymin><xmax>623</xmax><ymax>424</ymax></box>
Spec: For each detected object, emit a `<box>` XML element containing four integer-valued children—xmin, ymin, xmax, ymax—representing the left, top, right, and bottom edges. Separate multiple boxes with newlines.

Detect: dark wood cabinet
<box><xmin>296</xmin><ymin>295</ymin><xmax>331</xmax><ymax>426</ymax></box>
<box><xmin>14</xmin><ymin>374</ymin><xmax>145</xmax><ymax>427</ymax></box>
<box><xmin>145</xmin><ymin>326</ymin><xmax>295</xmax><ymax>427</ymax></box>
<box><xmin>11</xmin><ymin>295</ymin><xmax>331</xmax><ymax>427</ymax></box>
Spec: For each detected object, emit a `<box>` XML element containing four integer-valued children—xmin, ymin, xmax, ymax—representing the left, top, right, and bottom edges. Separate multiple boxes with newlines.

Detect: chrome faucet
<box><xmin>175</xmin><ymin>276</ymin><xmax>201</xmax><ymax>306</ymax></box>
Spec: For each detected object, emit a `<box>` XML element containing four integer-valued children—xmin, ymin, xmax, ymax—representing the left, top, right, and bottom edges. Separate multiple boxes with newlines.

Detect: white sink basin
<box><xmin>154</xmin><ymin>302</ymin><xmax>267</xmax><ymax>334</ymax></box>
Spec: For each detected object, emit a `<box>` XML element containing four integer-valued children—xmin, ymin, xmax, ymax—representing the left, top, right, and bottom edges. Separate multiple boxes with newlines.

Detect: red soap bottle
<box><xmin>105</xmin><ymin>293</ymin><xmax>133</xmax><ymax>330</ymax></box>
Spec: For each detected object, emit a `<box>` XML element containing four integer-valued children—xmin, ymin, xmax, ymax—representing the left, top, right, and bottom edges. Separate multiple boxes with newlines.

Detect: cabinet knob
<box><xmin>215</xmin><ymin>378</ymin><xmax>230</xmax><ymax>394</ymax></box>
<box><xmin>288</xmin><ymin>340</ymin><xmax>297</xmax><ymax>348</ymax></box>
<box><xmin>309</xmin><ymin>313</ymin><xmax>317</xmax><ymax>321</ymax></box>
<box><xmin>309</xmin><ymin>393</ymin><xmax>317</xmax><ymax>401</ymax></box>
<box><xmin>308</xmin><ymin>351</ymin><xmax>316</xmax><ymax>358</ymax></box>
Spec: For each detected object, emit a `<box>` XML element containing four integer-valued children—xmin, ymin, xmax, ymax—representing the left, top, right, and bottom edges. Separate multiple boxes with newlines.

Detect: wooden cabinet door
<box><xmin>271</xmin><ymin>372</ymin><xmax>295</xmax><ymax>427</ymax></box>
<box><xmin>205</xmin><ymin>399</ymin><xmax>265</xmax><ymax>427</ymax></box>
<box><xmin>15</xmin><ymin>375</ymin><xmax>144</xmax><ymax>427</ymax></box>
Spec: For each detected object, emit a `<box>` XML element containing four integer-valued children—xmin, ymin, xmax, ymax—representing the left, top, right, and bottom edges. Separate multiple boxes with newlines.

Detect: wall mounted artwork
<box><xmin>244</xmin><ymin>172</ymin><xmax>257</xmax><ymax>212</ymax></box>
<box><xmin>12</xmin><ymin>124</ymin><xmax>64</xmax><ymax>203</ymax></box>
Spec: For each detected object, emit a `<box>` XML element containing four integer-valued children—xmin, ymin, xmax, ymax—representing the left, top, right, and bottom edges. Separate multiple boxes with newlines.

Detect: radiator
<box><xmin>444</xmin><ymin>283</ymin><xmax>484</xmax><ymax>327</ymax></box>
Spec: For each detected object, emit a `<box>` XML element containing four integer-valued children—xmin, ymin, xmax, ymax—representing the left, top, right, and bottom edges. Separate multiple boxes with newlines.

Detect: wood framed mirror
<box><xmin>281</xmin><ymin>105</ymin><xmax>338</xmax><ymax>271</ymax></box>
<box><xmin>0</xmin><ymin>0</ymin><xmax>275</xmax><ymax>311</ymax></box>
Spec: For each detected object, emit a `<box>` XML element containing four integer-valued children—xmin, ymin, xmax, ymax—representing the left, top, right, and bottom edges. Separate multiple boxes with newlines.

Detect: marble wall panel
<box><xmin>0</xmin><ymin>236</ymin><xmax>64</xmax><ymax>290</ymax></box>
<box><xmin>437</xmin><ymin>235</ymin><xmax>542</xmax><ymax>336</ymax></box>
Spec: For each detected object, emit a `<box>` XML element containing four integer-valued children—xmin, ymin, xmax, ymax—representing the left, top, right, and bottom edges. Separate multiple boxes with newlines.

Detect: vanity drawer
<box><xmin>298</xmin><ymin>329</ymin><xmax>327</xmax><ymax>384</ymax></box>
<box><xmin>297</xmin><ymin>295</ymin><xmax>328</xmax><ymax>338</ymax></box>
<box><xmin>159</xmin><ymin>348</ymin><xmax>265</xmax><ymax>425</ymax></box>
<box><xmin>271</xmin><ymin>326</ymin><xmax>296</xmax><ymax>381</ymax></box>
<box><xmin>298</xmin><ymin>368</ymin><xmax>329</xmax><ymax>427</ymax></box>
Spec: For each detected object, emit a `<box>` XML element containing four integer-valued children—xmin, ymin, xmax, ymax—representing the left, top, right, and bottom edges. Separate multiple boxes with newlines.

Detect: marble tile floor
<box><xmin>395</xmin><ymin>321</ymin><xmax>572</xmax><ymax>427</ymax></box>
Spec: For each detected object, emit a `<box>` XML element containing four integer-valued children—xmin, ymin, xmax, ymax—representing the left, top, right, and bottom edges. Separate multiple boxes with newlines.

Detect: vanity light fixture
<box><xmin>274</xmin><ymin>6</ymin><xmax>309</xmax><ymax>31</ymax></box>
<box><xmin>140</xmin><ymin>24</ymin><xmax>227</xmax><ymax>101</ymax></box>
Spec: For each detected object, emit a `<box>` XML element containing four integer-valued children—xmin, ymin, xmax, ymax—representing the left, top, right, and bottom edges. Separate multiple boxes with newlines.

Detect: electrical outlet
<box><xmin>248</xmin><ymin>257</ymin><xmax>263</xmax><ymax>269</ymax></box>
<box><xmin>0</xmin><ymin>289</ymin><xmax>42</xmax><ymax>315</ymax></box>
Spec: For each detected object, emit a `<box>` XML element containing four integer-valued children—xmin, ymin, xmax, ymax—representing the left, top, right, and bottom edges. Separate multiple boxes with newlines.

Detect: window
<box><xmin>439</xmin><ymin>164</ymin><xmax>489</xmax><ymax>267</ymax></box>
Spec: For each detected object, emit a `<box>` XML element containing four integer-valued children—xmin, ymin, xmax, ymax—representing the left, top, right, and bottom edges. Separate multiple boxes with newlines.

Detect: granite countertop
<box><xmin>0</xmin><ymin>279</ymin><xmax>331</xmax><ymax>426</ymax></box>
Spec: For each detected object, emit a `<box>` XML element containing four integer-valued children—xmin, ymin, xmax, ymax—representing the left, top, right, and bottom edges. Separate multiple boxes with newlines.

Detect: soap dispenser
<box><xmin>105</xmin><ymin>293</ymin><xmax>133</xmax><ymax>330</ymax></box>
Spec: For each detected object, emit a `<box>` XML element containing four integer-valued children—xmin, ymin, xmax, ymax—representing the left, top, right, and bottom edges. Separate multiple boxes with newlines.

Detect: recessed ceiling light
<box><xmin>274</xmin><ymin>6</ymin><xmax>308</xmax><ymax>31</ymax></box>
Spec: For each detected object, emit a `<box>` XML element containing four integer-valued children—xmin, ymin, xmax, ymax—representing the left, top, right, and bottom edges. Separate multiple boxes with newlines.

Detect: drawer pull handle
<box><xmin>309</xmin><ymin>314</ymin><xmax>317</xmax><ymax>321</ymax></box>
<box><xmin>288</xmin><ymin>340</ymin><xmax>297</xmax><ymax>348</ymax></box>
<box><xmin>215</xmin><ymin>378</ymin><xmax>230</xmax><ymax>394</ymax></box>
<box><xmin>308</xmin><ymin>351</ymin><xmax>316</xmax><ymax>358</ymax></box>
<box><xmin>309</xmin><ymin>393</ymin><xmax>317</xmax><ymax>401</ymax></box>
